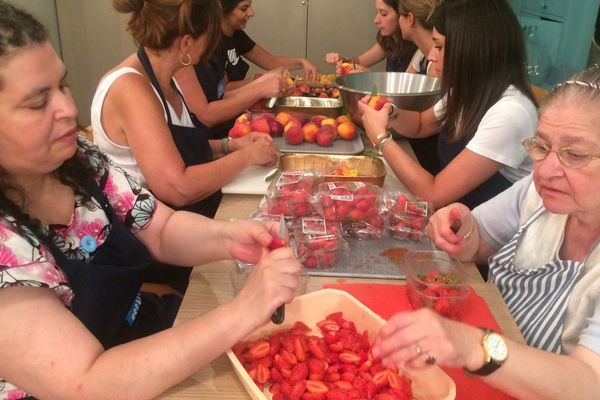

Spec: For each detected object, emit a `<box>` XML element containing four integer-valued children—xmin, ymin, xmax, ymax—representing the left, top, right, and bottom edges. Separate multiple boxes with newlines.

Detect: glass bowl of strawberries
<box><xmin>404</xmin><ymin>250</ymin><xmax>470</xmax><ymax>318</ymax></box>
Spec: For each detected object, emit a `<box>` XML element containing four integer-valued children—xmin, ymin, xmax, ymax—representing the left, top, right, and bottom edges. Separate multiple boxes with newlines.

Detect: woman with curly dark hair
<box><xmin>0</xmin><ymin>2</ymin><xmax>301</xmax><ymax>398</ymax></box>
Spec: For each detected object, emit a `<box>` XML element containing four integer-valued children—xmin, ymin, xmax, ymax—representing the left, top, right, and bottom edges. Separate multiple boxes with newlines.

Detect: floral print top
<box><xmin>0</xmin><ymin>137</ymin><xmax>157</xmax><ymax>399</ymax></box>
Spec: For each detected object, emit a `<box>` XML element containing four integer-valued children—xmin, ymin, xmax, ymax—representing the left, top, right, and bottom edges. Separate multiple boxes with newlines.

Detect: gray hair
<box><xmin>542</xmin><ymin>67</ymin><xmax>600</xmax><ymax>112</ymax></box>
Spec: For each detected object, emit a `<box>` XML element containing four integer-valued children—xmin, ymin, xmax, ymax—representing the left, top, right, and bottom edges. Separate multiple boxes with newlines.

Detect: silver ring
<box><xmin>388</xmin><ymin>103</ymin><xmax>399</xmax><ymax>121</ymax></box>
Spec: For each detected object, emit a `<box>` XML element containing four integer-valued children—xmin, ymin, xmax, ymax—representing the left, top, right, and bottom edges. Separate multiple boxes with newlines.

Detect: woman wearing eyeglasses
<box><xmin>372</xmin><ymin>68</ymin><xmax>600</xmax><ymax>398</ymax></box>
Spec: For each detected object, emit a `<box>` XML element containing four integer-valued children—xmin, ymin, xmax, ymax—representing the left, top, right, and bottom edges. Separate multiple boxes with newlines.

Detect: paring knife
<box><xmin>268</xmin><ymin>214</ymin><xmax>287</xmax><ymax>324</ymax></box>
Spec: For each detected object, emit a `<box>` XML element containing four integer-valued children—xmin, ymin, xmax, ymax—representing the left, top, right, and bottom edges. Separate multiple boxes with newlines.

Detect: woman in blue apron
<box><xmin>92</xmin><ymin>0</ymin><xmax>280</xmax><ymax>297</ymax></box>
<box><xmin>0</xmin><ymin>6</ymin><xmax>301</xmax><ymax>398</ymax></box>
<box><xmin>176</xmin><ymin>0</ymin><xmax>316</xmax><ymax>140</ymax></box>
<box><xmin>372</xmin><ymin>68</ymin><xmax>600</xmax><ymax>398</ymax></box>
<box><xmin>360</xmin><ymin>0</ymin><xmax>537</xmax><ymax>211</ymax></box>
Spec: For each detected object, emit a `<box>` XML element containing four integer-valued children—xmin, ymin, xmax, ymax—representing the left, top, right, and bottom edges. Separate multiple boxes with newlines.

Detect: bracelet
<box><xmin>221</xmin><ymin>137</ymin><xmax>232</xmax><ymax>155</ymax></box>
<box><xmin>462</xmin><ymin>222</ymin><xmax>475</xmax><ymax>241</ymax></box>
<box><xmin>375</xmin><ymin>131</ymin><xmax>393</xmax><ymax>152</ymax></box>
<box><xmin>377</xmin><ymin>136</ymin><xmax>394</xmax><ymax>152</ymax></box>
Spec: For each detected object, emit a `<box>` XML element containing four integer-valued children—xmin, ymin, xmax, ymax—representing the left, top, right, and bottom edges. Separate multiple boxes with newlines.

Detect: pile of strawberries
<box><xmin>232</xmin><ymin>312</ymin><xmax>412</xmax><ymax>400</ymax></box>
<box><xmin>266</xmin><ymin>172</ymin><xmax>318</xmax><ymax>219</ymax></box>
<box><xmin>317</xmin><ymin>182</ymin><xmax>385</xmax><ymax>240</ymax></box>
<box><xmin>407</xmin><ymin>271</ymin><xmax>468</xmax><ymax>317</ymax></box>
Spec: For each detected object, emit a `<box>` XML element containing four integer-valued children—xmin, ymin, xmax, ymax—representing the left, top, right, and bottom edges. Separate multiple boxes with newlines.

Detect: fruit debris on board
<box><xmin>232</xmin><ymin>312</ymin><xmax>412</xmax><ymax>400</ymax></box>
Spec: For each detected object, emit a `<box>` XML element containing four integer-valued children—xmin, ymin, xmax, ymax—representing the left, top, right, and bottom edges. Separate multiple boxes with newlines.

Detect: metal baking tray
<box><xmin>279</xmin><ymin>153</ymin><xmax>386</xmax><ymax>186</ymax></box>
<box><xmin>273</xmin><ymin>135</ymin><xmax>364</xmax><ymax>155</ymax></box>
<box><xmin>274</xmin><ymin>96</ymin><xmax>343</xmax><ymax>118</ymax></box>
<box><xmin>306</xmin><ymin>235</ymin><xmax>435</xmax><ymax>279</ymax></box>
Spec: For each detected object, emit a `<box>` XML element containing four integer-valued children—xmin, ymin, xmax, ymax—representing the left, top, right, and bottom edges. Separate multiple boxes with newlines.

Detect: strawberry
<box><xmin>290</xmin><ymin>380</ymin><xmax>307</xmax><ymax>400</ymax></box>
<box><xmin>306</xmin><ymin>380</ymin><xmax>329</xmax><ymax>394</ymax></box>
<box><xmin>339</xmin><ymin>351</ymin><xmax>361</xmax><ymax>364</ymax></box>
<box><xmin>290</xmin><ymin>361</ymin><xmax>309</xmax><ymax>382</ymax></box>
<box><xmin>248</xmin><ymin>340</ymin><xmax>270</xmax><ymax>359</ymax></box>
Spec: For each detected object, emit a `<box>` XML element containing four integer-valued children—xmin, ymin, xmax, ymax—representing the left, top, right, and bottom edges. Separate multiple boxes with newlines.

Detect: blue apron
<box><xmin>137</xmin><ymin>48</ymin><xmax>223</xmax><ymax>295</ymax></box>
<box><xmin>194</xmin><ymin>60</ymin><xmax>233</xmax><ymax>140</ymax></box>
<box><xmin>437</xmin><ymin>130</ymin><xmax>512</xmax><ymax>209</ymax></box>
<box><xmin>44</xmin><ymin>176</ymin><xmax>155</xmax><ymax>349</ymax></box>
<box><xmin>488</xmin><ymin>208</ymin><xmax>585</xmax><ymax>353</ymax></box>
<box><xmin>406</xmin><ymin>58</ymin><xmax>441</xmax><ymax>175</ymax></box>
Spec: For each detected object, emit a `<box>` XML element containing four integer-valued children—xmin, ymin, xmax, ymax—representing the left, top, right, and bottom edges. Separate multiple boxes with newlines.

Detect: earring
<box><xmin>179</xmin><ymin>53</ymin><xmax>192</xmax><ymax>66</ymax></box>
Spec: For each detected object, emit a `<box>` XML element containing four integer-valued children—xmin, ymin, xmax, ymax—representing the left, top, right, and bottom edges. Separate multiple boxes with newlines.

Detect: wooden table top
<box><xmin>158</xmin><ymin>189</ymin><xmax>524</xmax><ymax>399</ymax></box>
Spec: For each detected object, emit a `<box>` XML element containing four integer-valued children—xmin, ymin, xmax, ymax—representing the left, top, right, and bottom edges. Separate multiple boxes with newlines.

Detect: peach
<box><xmin>320</xmin><ymin>118</ymin><xmax>337</xmax><ymax>129</ymax></box>
<box><xmin>295</xmin><ymin>113</ymin><xmax>310</xmax><ymax>126</ymax></box>
<box><xmin>250</xmin><ymin>118</ymin><xmax>271</xmax><ymax>134</ymax></box>
<box><xmin>259</xmin><ymin>112</ymin><xmax>275</xmax><ymax>123</ymax></box>
<box><xmin>236</xmin><ymin>112</ymin><xmax>252</xmax><ymax>124</ymax></box>
<box><xmin>276</xmin><ymin>111</ymin><xmax>292</xmax><ymax>126</ymax></box>
<box><xmin>335</xmin><ymin>114</ymin><xmax>351</xmax><ymax>125</ymax></box>
<box><xmin>339</xmin><ymin>62</ymin><xmax>354</xmax><ymax>75</ymax></box>
<box><xmin>228</xmin><ymin>122</ymin><xmax>251</xmax><ymax>138</ymax></box>
<box><xmin>284</xmin><ymin>125</ymin><xmax>304</xmax><ymax>145</ymax></box>
<box><xmin>316</xmin><ymin>126</ymin><xmax>336</xmax><ymax>146</ymax></box>
<box><xmin>337</xmin><ymin>121</ymin><xmax>358</xmax><ymax>140</ymax></box>
<box><xmin>302</xmin><ymin>122</ymin><xmax>319</xmax><ymax>143</ymax></box>
<box><xmin>284</xmin><ymin>120</ymin><xmax>302</xmax><ymax>133</ymax></box>
<box><xmin>368</xmin><ymin>95</ymin><xmax>389</xmax><ymax>111</ymax></box>
<box><xmin>268</xmin><ymin>120</ymin><xmax>284</xmax><ymax>137</ymax></box>
<box><xmin>318</xmin><ymin>123</ymin><xmax>337</xmax><ymax>140</ymax></box>
<box><xmin>312</xmin><ymin>115</ymin><xmax>327</xmax><ymax>127</ymax></box>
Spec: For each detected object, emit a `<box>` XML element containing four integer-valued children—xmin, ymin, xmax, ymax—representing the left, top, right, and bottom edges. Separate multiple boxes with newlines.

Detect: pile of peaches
<box><xmin>228</xmin><ymin>111</ymin><xmax>359</xmax><ymax>147</ymax></box>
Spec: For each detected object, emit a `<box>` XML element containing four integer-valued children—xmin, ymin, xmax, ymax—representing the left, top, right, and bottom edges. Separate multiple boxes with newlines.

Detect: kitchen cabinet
<box><xmin>244</xmin><ymin>0</ymin><xmax>382</xmax><ymax>77</ymax></box>
<box><xmin>512</xmin><ymin>0</ymin><xmax>600</xmax><ymax>86</ymax></box>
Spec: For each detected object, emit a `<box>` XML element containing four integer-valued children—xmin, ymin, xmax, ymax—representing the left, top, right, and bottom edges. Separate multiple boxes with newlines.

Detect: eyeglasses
<box><xmin>522</xmin><ymin>138</ymin><xmax>600</xmax><ymax>169</ymax></box>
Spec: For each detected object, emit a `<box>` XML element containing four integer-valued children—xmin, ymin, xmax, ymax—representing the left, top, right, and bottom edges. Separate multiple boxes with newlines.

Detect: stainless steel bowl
<box><xmin>335</xmin><ymin>72</ymin><xmax>441</xmax><ymax>124</ymax></box>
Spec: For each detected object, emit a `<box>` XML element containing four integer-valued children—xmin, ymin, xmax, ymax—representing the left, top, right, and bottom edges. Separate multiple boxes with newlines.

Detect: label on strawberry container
<box><xmin>331</xmin><ymin>194</ymin><xmax>354</xmax><ymax>202</ymax></box>
<box><xmin>326</xmin><ymin>181</ymin><xmax>365</xmax><ymax>191</ymax></box>
<box><xmin>406</xmin><ymin>201</ymin><xmax>429</xmax><ymax>216</ymax></box>
<box><xmin>276</xmin><ymin>171</ymin><xmax>303</xmax><ymax>187</ymax></box>
<box><xmin>301</xmin><ymin>217</ymin><xmax>327</xmax><ymax>235</ymax></box>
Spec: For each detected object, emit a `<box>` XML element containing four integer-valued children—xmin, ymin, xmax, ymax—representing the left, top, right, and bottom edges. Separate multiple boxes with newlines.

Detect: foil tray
<box><xmin>279</xmin><ymin>153</ymin><xmax>386</xmax><ymax>187</ymax></box>
<box><xmin>274</xmin><ymin>96</ymin><xmax>343</xmax><ymax>118</ymax></box>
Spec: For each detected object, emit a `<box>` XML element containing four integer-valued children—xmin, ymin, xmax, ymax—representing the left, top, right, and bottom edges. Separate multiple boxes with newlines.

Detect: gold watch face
<box><xmin>485</xmin><ymin>332</ymin><xmax>508</xmax><ymax>361</ymax></box>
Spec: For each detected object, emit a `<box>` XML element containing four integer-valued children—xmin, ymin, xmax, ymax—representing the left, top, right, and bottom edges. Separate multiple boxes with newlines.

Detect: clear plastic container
<box><xmin>404</xmin><ymin>250</ymin><xmax>470</xmax><ymax>318</ymax></box>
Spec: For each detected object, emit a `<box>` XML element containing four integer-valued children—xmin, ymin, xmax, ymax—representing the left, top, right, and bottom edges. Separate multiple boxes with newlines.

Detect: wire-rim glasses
<box><xmin>522</xmin><ymin>138</ymin><xmax>600</xmax><ymax>169</ymax></box>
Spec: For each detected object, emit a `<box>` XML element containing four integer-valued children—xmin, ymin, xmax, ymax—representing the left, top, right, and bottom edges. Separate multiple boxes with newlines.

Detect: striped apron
<box><xmin>488</xmin><ymin>208</ymin><xmax>585</xmax><ymax>353</ymax></box>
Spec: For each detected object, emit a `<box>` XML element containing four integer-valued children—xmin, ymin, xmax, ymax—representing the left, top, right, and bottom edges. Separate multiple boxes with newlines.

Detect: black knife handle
<box><xmin>271</xmin><ymin>304</ymin><xmax>285</xmax><ymax>324</ymax></box>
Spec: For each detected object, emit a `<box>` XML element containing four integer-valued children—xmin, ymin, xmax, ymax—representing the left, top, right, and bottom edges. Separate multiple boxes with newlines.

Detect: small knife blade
<box><xmin>270</xmin><ymin>215</ymin><xmax>287</xmax><ymax>324</ymax></box>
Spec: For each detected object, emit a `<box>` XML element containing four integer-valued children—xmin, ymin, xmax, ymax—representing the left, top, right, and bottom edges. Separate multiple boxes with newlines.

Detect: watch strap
<box><xmin>464</xmin><ymin>329</ymin><xmax>506</xmax><ymax>376</ymax></box>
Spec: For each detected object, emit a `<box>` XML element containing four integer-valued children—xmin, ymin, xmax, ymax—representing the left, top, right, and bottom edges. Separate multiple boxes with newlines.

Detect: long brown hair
<box><xmin>431</xmin><ymin>0</ymin><xmax>537</xmax><ymax>141</ymax></box>
<box><xmin>113</xmin><ymin>0</ymin><xmax>222</xmax><ymax>58</ymax></box>
<box><xmin>377</xmin><ymin>0</ymin><xmax>416</xmax><ymax>64</ymax></box>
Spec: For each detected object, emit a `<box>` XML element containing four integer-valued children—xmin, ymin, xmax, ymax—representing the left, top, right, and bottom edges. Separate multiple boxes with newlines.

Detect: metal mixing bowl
<box><xmin>335</xmin><ymin>72</ymin><xmax>441</xmax><ymax>124</ymax></box>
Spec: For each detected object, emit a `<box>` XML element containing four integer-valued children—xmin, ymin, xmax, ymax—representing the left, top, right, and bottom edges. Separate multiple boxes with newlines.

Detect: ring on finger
<box><xmin>424</xmin><ymin>353</ymin><xmax>436</xmax><ymax>365</ymax></box>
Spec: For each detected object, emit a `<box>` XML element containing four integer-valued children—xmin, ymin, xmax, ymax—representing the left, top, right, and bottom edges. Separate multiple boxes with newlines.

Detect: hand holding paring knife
<box><xmin>267</xmin><ymin>214</ymin><xmax>288</xmax><ymax>324</ymax></box>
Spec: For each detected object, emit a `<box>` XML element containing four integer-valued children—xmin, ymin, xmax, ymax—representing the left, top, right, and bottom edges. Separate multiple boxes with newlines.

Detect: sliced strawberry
<box><xmin>248</xmin><ymin>340</ymin><xmax>270</xmax><ymax>359</ymax></box>
<box><xmin>306</xmin><ymin>379</ymin><xmax>329</xmax><ymax>394</ymax></box>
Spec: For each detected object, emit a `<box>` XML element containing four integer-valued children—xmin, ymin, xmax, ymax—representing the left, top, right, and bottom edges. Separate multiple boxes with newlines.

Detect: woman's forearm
<box><xmin>483</xmin><ymin>342</ymin><xmax>600</xmax><ymax>400</ymax></box>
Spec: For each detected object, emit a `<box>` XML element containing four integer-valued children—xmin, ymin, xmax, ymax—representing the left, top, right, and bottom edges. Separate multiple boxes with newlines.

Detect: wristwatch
<box><xmin>465</xmin><ymin>329</ymin><xmax>508</xmax><ymax>376</ymax></box>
